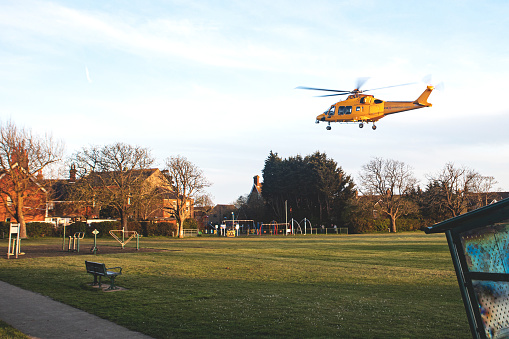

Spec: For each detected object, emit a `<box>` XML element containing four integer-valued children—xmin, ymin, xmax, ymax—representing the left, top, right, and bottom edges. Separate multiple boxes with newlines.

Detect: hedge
<box><xmin>0</xmin><ymin>220</ymin><xmax>180</xmax><ymax>239</ymax></box>
<box><xmin>0</xmin><ymin>222</ymin><xmax>57</xmax><ymax>238</ymax></box>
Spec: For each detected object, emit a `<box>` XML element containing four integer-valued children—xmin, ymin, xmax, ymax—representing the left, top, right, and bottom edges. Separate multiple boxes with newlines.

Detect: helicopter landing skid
<box><xmin>319</xmin><ymin>121</ymin><xmax>377</xmax><ymax>130</ymax></box>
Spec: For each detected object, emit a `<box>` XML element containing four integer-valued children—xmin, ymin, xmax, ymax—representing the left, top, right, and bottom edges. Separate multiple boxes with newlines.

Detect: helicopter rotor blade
<box><xmin>362</xmin><ymin>82</ymin><xmax>417</xmax><ymax>92</ymax></box>
<box><xmin>316</xmin><ymin>92</ymin><xmax>352</xmax><ymax>97</ymax></box>
<box><xmin>296</xmin><ymin>86</ymin><xmax>351</xmax><ymax>93</ymax></box>
<box><xmin>356</xmin><ymin>77</ymin><xmax>370</xmax><ymax>90</ymax></box>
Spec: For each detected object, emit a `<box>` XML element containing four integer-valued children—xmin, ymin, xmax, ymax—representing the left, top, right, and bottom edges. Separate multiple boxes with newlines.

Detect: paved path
<box><xmin>0</xmin><ymin>280</ymin><xmax>153</xmax><ymax>339</ymax></box>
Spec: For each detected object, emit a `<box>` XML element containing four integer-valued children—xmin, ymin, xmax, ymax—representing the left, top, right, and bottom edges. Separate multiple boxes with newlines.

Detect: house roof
<box><xmin>49</xmin><ymin>168</ymin><xmax>172</xmax><ymax>202</ymax></box>
<box><xmin>0</xmin><ymin>163</ymin><xmax>48</xmax><ymax>193</ymax></box>
<box><xmin>425</xmin><ymin>197</ymin><xmax>509</xmax><ymax>234</ymax></box>
<box><xmin>86</xmin><ymin>168</ymin><xmax>160</xmax><ymax>187</ymax></box>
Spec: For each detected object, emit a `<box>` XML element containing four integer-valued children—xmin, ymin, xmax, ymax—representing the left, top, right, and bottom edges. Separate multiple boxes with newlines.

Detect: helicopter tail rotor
<box><xmin>422</xmin><ymin>74</ymin><xmax>444</xmax><ymax>91</ymax></box>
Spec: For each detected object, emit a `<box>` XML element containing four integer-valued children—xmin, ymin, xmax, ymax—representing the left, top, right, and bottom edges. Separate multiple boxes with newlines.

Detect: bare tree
<box><xmin>426</xmin><ymin>163</ymin><xmax>479</xmax><ymax>218</ymax></box>
<box><xmin>471</xmin><ymin>175</ymin><xmax>498</xmax><ymax>208</ymax></box>
<box><xmin>0</xmin><ymin>121</ymin><xmax>63</xmax><ymax>237</ymax></box>
<box><xmin>164</xmin><ymin>155</ymin><xmax>211</xmax><ymax>238</ymax></box>
<box><xmin>70</xmin><ymin>143</ymin><xmax>156</xmax><ymax>230</ymax></box>
<box><xmin>359</xmin><ymin>158</ymin><xmax>417</xmax><ymax>233</ymax></box>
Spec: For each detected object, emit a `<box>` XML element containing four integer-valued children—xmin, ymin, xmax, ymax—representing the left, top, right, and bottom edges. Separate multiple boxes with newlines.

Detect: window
<box><xmin>345</xmin><ymin>106</ymin><xmax>352</xmax><ymax>114</ymax></box>
<box><xmin>328</xmin><ymin>106</ymin><xmax>335</xmax><ymax>115</ymax></box>
<box><xmin>356</xmin><ymin>106</ymin><xmax>361</xmax><ymax>111</ymax></box>
<box><xmin>338</xmin><ymin>106</ymin><xmax>345</xmax><ymax>115</ymax></box>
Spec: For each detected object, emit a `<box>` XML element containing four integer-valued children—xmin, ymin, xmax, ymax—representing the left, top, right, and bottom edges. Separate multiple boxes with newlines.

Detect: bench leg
<box><xmin>92</xmin><ymin>274</ymin><xmax>99</xmax><ymax>286</ymax></box>
<box><xmin>106</xmin><ymin>276</ymin><xmax>118</xmax><ymax>290</ymax></box>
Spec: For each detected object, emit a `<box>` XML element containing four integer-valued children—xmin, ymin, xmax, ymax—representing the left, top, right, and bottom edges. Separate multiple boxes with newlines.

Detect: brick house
<box><xmin>247</xmin><ymin>175</ymin><xmax>263</xmax><ymax>204</ymax></box>
<box><xmin>0</xmin><ymin>153</ymin><xmax>48</xmax><ymax>223</ymax></box>
<box><xmin>48</xmin><ymin>166</ymin><xmax>194</xmax><ymax>225</ymax></box>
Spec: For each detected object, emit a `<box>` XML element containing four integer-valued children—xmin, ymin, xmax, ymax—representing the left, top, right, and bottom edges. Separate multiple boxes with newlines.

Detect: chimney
<box><xmin>69</xmin><ymin>164</ymin><xmax>77</xmax><ymax>183</ymax></box>
<box><xmin>253</xmin><ymin>175</ymin><xmax>260</xmax><ymax>187</ymax></box>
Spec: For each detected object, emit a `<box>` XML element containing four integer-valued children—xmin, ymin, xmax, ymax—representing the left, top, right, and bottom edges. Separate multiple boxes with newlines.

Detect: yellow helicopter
<box><xmin>297</xmin><ymin>78</ymin><xmax>434</xmax><ymax>130</ymax></box>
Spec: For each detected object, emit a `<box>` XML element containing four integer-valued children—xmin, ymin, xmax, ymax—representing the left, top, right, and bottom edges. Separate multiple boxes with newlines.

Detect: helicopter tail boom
<box><xmin>413</xmin><ymin>85</ymin><xmax>434</xmax><ymax>107</ymax></box>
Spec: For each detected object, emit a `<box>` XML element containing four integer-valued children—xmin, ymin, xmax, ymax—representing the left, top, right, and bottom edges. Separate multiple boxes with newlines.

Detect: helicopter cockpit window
<box><xmin>328</xmin><ymin>106</ymin><xmax>335</xmax><ymax>115</ymax></box>
<box><xmin>338</xmin><ymin>106</ymin><xmax>345</xmax><ymax>115</ymax></box>
<box><xmin>345</xmin><ymin>106</ymin><xmax>352</xmax><ymax>114</ymax></box>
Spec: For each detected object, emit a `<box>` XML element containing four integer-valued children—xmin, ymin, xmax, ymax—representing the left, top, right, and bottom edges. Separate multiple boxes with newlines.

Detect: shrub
<box><xmin>183</xmin><ymin>218</ymin><xmax>198</xmax><ymax>229</ymax></box>
<box><xmin>141</xmin><ymin>221</ymin><xmax>178</xmax><ymax>237</ymax></box>
<box><xmin>0</xmin><ymin>221</ymin><xmax>9</xmax><ymax>238</ymax></box>
<box><xmin>26</xmin><ymin>222</ymin><xmax>56</xmax><ymax>238</ymax></box>
<box><xmin>87</xmin><ymin>221</ymin><xmax>120</xmax><ymax>238</ymax></box>
<box><xmin>127</xmin><ymin>221</ymin><xmax>142</xmax><ymax>235</ymax></box>
<box><xmin>68</xmin><ymin>222</ymin><xmax>88</xmax><ymax>236</ymax></box>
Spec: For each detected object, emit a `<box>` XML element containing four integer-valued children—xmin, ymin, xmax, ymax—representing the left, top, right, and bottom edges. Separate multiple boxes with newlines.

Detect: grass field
<box><xmin>0</xmin><ymin>233</ymin><xmax>470</xmax><ymax>338</ymax></box>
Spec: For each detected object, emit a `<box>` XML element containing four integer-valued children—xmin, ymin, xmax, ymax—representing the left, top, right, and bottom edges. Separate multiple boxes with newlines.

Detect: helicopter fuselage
<box><xmin>315</xmin><ymin>86</ymin><xmax>434</xmax><ymax>128</ymax></box>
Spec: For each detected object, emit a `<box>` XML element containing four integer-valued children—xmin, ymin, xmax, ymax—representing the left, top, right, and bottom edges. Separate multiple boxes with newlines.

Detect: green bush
<box><xmin>68</xmin><ymin>222</ymin><xmax>88</xmax><ymax>236</ymax></box>
<box><xmin>87</xmin><ymin>221</ymin><xmax>120</xmax><ymax>238</ymax></box>
<box><xmin>0</xmin><ymin>221</ymin><xmax>9</xmax><ymax>238</ymax></box>
<box><xmin>140</xmin><ymin>221</ymin><xmax>178</xmax><ymax>237</ymax></box>
<box><xmin>183</xmin><ymin>218</ymin><xmax>198</xmax><ymax>229</ymax></box>
<box><xmin>127</xmin><ymin>221</ymin><xmax>142</xmax><ymax>234</ymax></box>
<box><xmin>26</xmin><ymin>222</ymin><xmax>56</xmax><ymax>238</ymax></box>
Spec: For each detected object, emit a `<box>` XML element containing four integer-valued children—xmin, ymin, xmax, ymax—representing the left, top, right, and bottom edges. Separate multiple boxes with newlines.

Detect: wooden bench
<box><xmin>85</xmin><ymin>261</ymin><xmax>122</xmax><ymax>290</ymax></box>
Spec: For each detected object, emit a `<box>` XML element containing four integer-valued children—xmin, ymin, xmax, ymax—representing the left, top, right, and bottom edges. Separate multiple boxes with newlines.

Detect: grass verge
<box><xmin>0</xmin><ymin>320</ymin><xmax>29</xmax><ymax>339</ymax></box>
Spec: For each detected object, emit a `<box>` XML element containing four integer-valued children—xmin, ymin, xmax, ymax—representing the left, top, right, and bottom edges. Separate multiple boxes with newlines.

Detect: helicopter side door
<box><xmin>336</xmin><ymin>106</ymin><xmax>352</xmax><ymax>121</ymax></box>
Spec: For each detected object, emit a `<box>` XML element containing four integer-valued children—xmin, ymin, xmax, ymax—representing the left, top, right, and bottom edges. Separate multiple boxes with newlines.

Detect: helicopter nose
<box><xmin>316</xmin><ymin>114</ymin><xmax>326</xmax><ymax>122</ymax></box>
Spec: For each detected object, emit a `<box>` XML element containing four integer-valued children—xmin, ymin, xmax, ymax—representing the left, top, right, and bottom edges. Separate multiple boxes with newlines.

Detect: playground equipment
<box><xmin>62</xmin><ymin>223</ymin><xmax>67</xmax><ymax>251</ymax></box>
<box><xmin>301</xmin><ymin>218</ymin><xmax>312</xmax><ymax>235</ymax></box>
<box><xmin>260</xmin><ymin>222</ymin><xmax>290</xmax><ymax>235</ymax></box>
<box><xmin>7</xmin><ymin>223</ymin><xmax>21</xmax><ymax>259</ymax></box>
<box><xmin>222</xmin><ymin>219</ymin><xmax>254</xmax><ymax>236</ymax></box>
<box><xmin>109</xmin><ymin>228</ymin><xmax>140</xmax><ymax>249</ymax></box>
<box><xmin>68</xmin><ymin>232</ymin><xmax>85</xmax><ymax>252</ymax></box>
<box><xmin>91</xmin><ymin>229</ymin><xmax>99</xmax><ymax>254</ymax></box>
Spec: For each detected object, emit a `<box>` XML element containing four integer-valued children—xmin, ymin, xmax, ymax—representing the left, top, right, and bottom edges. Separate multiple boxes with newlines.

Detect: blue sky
<box><xmin>1</xmin><ymin>0</ymin><xmax>509</xmax><ymax>203</ymax></box>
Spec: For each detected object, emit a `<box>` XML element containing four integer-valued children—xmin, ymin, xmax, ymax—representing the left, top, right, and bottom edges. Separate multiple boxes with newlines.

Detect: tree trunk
<box><xmin>16</xmin><ymin>194</ymin><xmax>27</xmax><ymax>238</ymax></box>
<box><xmin>120</xmin><ymin>210</ymin><xmax>129</xmax><ymax>231</ymax></box>
<box><xmin>178</xmin><ymin>221</ymin><xmax>184</xmax><ymax>238</ymax></box>
<box><xmin>389</xmin><ymin>216</ymin><xmax>397</xmax><ymax>233</ymax></box>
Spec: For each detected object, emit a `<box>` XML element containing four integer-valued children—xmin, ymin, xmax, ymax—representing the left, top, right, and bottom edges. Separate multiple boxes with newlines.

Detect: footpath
<box><xmin>0</xmin><ymin>280</ymin><xmax>153</xmax><ymax>339</ymax></box>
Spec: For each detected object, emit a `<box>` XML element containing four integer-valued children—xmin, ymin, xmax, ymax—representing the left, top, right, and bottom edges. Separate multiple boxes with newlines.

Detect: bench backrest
<box><xmin>85</xmin><ymin>261</ymin><xmax>107</xmax><ymax>275</ymax></box>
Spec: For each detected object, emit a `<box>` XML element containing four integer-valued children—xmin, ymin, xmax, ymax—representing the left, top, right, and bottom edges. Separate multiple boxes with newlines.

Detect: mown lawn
<box><xmin>0</xmin><ymin>233</ymin><xmax>470</xmax><ymax>338</ymax></box>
